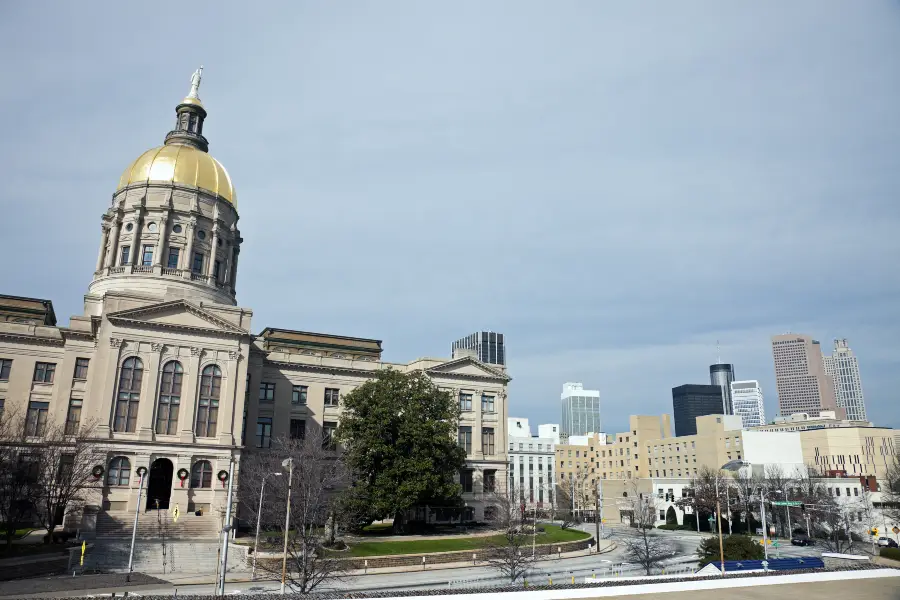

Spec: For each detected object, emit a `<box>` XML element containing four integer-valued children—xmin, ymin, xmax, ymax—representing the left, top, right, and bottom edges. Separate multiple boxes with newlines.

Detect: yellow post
<box><xmin>549</xmin><ymin>577</ymin><xmax>552</xmax><ymax>585</ymax></box>
<box><xmin>80</xmin><ymin>541</ymin><xmax>86</xmax><ymax>567</ymax></box>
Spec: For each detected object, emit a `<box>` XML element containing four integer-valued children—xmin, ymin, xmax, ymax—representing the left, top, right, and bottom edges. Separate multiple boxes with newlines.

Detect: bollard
<box><xmin>364</xmin><ymin>560</ymin><xmax>368</xmax><ymax>574</ymax></box>
<box><xmin>549</xmin><ymin>577</ymin><xmax>552</xmax><ymax>586</ymax></box>
<box><xmin>557</xmin><ymin>546</ymin><xmax>561</xmax><ymax>559</ymax></box>
<box><xmin>473</xmin><ymin>553</ymin><xmax>477</xmax><ymax>565</ymax></box>
<box><xmin>592</xmin><ymin>569</ymin><xmax>595</xmax><ymax>579</ymax></box>
<box><xmin>422</xmin><ymin>556</ymin><xmax>426</xmax><ymax>570</ymax></box>
<box><xmin>571</xmin><ymin>575</ymin><xmax>575</xmax><ymax>584</ymax></box>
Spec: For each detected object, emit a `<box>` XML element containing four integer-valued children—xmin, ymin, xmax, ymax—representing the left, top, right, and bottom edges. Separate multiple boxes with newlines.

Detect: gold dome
<box><xmin>116</xmin><ymin>144</ymin><xmax>236</xmax><ymax>206</ymax></box>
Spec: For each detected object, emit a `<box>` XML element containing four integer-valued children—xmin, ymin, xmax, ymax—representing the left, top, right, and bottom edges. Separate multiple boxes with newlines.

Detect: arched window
<box><xmin>195</xmin><ymin>365</ymin><xmax>221</xmax><ymax>438</ymax></box>
<box><xmin>114</xmin><ymin>358</ymin><xmax>143</xmax><ymax>432</ymax></box>
<box><xmin>191</xmin><ymin>460</ymin><xmax>213</xmax><ymax>488</ymax></box>
<box><xmin>107</xmin><ymin>457</ymin><xmax>131</xmax><ymax>486</ymax></box>
<box><xmin>156</xmin><ymin>361</ymin><xmax>183</xmax><ymax>435</ymax></box>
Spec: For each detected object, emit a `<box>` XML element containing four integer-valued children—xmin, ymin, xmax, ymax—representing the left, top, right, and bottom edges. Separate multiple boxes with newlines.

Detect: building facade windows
<box><xmin>324</xmin><ymin>388</ymin><xmax>340</xmax><ymax>407</ymax></box>
<box><xmin>25</xmin><ymin>401</ymin><xmax>49</xmax><ymax>436</ymax></box>
<box><xmin>323</xmin><ymin>421</ymin><xmax>338</xmax><ymax>450</ymax></box>
<box><xmin>167</xmin><ymin>247</ymin><xmax>180</xmax><ymax>269</ymax></box>
<box><xmin>141</xmin><ymin>245</ymin><xmax>154</xmax><ymax>266</ymax></box>
<box><xmin>114</xmin><ymin>357</ymin><xmax>143</xmax><ymax>433</ymax></box>
<box><xmin>196</xmin><ymin>365</ymin><xmax>221</xmax><ymax>438</ymax></box>
<box><xmin>191</xmin><ymin>460</ymin><xmax>213</xmax><ymax>488</ymax></box>
<box><xmin>192</xmin><ymin>252</ymin><xmax>204</xmax><ymax>274</ymax></box>
<box><xmin>290</xmin><ymin>419</ymin><xmax>305</xmax><ymax>440</ymax></box>
<box><xmin>73</xmin><ymin>358</ymin><xmax>90</xmax><ymax>380</ymax></box>
<box><xmin>0</xmin><ymin>359</ymin><xmax>10</xmax><ymax>380</ymax></box>
<box><xmin>33</xmin><ymin>362</ymin><xmax>55</xmax><ymax>383</ymax></box>
<box><xmin>120</xmin><ymin>246</ymin><xmax>130</xmax><ymax>266</ymax></box>
<box><xmin>259</xmin><ymin>382</ymin><xmax>275</xmax><ymax>402</ymax></box>
<box><xmin>460</xmin><ymin>469</ymin><xmax>474</xmax><ymax>493</ymax></box>
<box><xmin>481</xmin><ymin>395</ymin><xmax>495</xmax><ymax>413</ymax></box>
<box><xmin>256</xmin><ymin>417</ymin><xmax>272</xmax><ymax>448</ymax></box>
<box><xmin>65</xmin><ymin>398</ymin><xmax>82</xmax><ymax>435</ymax></box>
<box><xmin>484</xmin><ymin>469</ymin><xmax>496</xmax><ymax>493</ymax></box>
<box><xmin>482</xmin><ymin>427</ymin><xmax>495</xmax><ymax>455</ymax></box>
<box><xmin>459</xmin><ymin>393</ymin><xmax>472</xmax><ymax>411</ymax></box>
<box><xmin>107</xmin><ymin>457</ymin><xmax>130</xmax><ymax>487</ymax></box>
<box><xmin>156</xmin><ymin>361</ymin><xmax>182</xmax><ymax>435</ymax></box>
<box><xmin>458</xmin><ymin>426</ymin><xmax>472</xmax><ymax>453</ymax></box>
<box><xmin>292</xmin><ymin>385</ymin><xmax>307</xmax><ymax>405</ymax></box>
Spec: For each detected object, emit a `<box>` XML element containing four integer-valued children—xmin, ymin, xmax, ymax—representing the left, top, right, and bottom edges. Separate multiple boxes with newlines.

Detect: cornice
<box><xmin>0</xmin><ymin>330</ymin><xmax>65</xmax><ymax>347</ymax></box>
<box><xmin>106</xmin><ymin>316</ymin><xmax>250</xmax><ymax>340</ymax></box>
<box><xmin>264</xmin><ymin>359</ymin><xmax>383</xmax><ymax>379</ymax></box>
<box><xmin>106</xmin><ymin>299</ymin><xmax>249</xmax><ymax>339</ymax></box>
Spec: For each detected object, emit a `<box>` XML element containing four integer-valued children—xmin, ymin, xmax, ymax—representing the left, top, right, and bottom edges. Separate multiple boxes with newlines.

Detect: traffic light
<box><xmin>800</xmin><ymin>503</ymin><xmax>805</xmax><ymax>513</ymax></box>
<box><xmin>871</xmin><ymin>528</ymin><xmax>879</xmax><ymax>537</ymax></box>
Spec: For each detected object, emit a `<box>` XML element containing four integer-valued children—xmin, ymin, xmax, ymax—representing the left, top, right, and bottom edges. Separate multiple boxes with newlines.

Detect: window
<box><xmin>107</xmin><ymin>457</ymin><xmax>131</xmax><ymax>486</ymax></box>
<box><xmin>167</xmin><ymin>247</ymin><xmax>180</xmax><ymax>269</ymax></box>
<box><xmin>259</xmin><ymin>382</ymin><xmax>275</xmax><ymax>402</ymax></box>
<box><xmin>324</xmin><ymin>388</ymin><xmax>340</xmax><ymax>407</ymax></box>
<box><xmin>290</xmin><ymin>419</ymin><xmax>306</xmax><ymax>440</ymax></box>
<box><xmin>853</xmin><ymin>488</ymin><xmax>859</xmax><ymax>497</ymax></box>
<box><xmin>835</xmin><ymin>488</ymin><xmax>841</xmax><ymax>497</ymax></box>
<box><xmin>57</xmin><ymin>454</ymin><xmax>75</xmax><ymax>484</ymax></box>
<box><xmin>459</xmin><ymin>392</ymin><xmax>472</xmax><ymax>411</ymax></box>
<box><xmin>458</xmin><ymin>426</ymin><xmax>472</xmax><ymax>453</ymax></box>
<box><xmin>213</xmin><ymin>260</ymin><xmax>222</xmax><ymax>281</ymax></box>
<box><xmin>0</xmin><ymin>359</ymin><xmax>10</xmax><ymax>380</ymax></box>
<box><xmin>196</xmin><ymin>365</ymin><xmax>221</xmax><ymax>438</ymax></box>
<box><xmin>114</xmin><ymin>358</ymin><xmax>143</xmax><ymax>432</ymax></box>
<box><xmin>191</xmin><ymin>460</ymin><xmax>213</xmax><ymax>488</ymax></box>
<box><xmin>192</xmin><ymin>252</ymin><xmax>204</xmax><ymax>274</ymax></box>
<box><xmin>33</xmin><ymin>362</ymin><xmax>56</xmax><ymax>383</ymax></box>
<box><xmin>141</xmin><ymin>245</ymin><xmax>154</xmax><ymax>266</ymax></box>
<box><xmin>292</xmin><ymin>385</ymin><xmax>308</xmax><ymax>405</ymax></box>
<box><xmin>482</xmin><ymin>427</ymin><xmax>495</xmax><ymax>455</ymax></box>
<box><xmin>25</xmin><ymin>401</ymin><xmax>49</xmax><ymax>436</ymax></box>
<box><xmin>73</xmin><ymin>358</ymin><xmax>90</xmax><ymax>380</ymax></box>
<box><xmin>323</xmin><ymin>421</ymin><xmax>338</xmax><ymax>450</ymax></box>
<box><xmin>156</xmin><ymin>361</ymin><xmax>182</xmax><ymax>435</ymax></box>
<box><xmin>460</xmin><ymin>469</ymin><xmax>474</xmax><ymax>493</ymax></box>
<box><xmin>120</xmin><ymin>246</ymin><xmax>130</xmax><ymax>266</ymax></box>
<box><xmin>65</xmin><ymin>398</ymin><xmax>82</xmax><ymax>435</ymax></box>
<box><xmin>256</xmin><ymin>418</ymin><xmax>272</xmax><ymax>448</ymax></box>
<box><xmin>481</xmin><ymin>394</ymin><xmax>495</xmax><ymax>412</ymax></box>
<box><xmin>0</xmin><ymin>398</ymin><xmax>4</xmax><ymax>421</ymax></box>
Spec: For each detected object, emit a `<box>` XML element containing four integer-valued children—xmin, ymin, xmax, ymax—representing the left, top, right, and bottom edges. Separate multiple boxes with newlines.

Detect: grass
<box><xmin>344</xmin><ymin>524</ymin><xmax>589</xmax><ymax>557</ymax></box>
<box><xmin>1</xmin><ymin>528</ymin><xmax>35</xmax><ymax>540</ymax></box>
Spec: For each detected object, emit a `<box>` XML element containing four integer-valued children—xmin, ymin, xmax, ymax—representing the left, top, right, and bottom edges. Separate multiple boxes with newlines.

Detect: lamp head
<box><xmin>282</xmin><ymin>458</ymin><xmax>293</xmax><ymax>469</ymax></box>
<box><xmin>721</xmin><ymin>460</ymin><xmax>749</xmax><ymax>472</ymax></box>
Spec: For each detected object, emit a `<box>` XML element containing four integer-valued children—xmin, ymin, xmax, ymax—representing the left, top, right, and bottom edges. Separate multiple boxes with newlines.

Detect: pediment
<box><xmin>425</xmin><ymin>356</ymin><xmax>510</xmax><ymax>381</ymax></box>
<box><xmin>106</xmin><ymin>300</ymin><xmax>248</xmax><ymax>336</ymax></box>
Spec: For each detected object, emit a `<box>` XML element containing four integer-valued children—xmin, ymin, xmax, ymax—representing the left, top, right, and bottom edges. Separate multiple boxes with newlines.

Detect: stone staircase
<box><xmin>81</xmin><ymin>539</ymin><xmax>248</xmax><ymax>575</ymax></box>
<box><xmin>95</xmin><ymin>509</ymin><xmax>220</xmax><ymax>540</ymax></box>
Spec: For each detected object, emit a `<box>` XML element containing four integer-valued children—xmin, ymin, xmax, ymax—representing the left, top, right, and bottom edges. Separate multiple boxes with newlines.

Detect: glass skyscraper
<box><xmin>452</xmin><ymin>331</ymin><xmax>505</xmax><ymax>365</ymax></box>
<box><xmin>560</xmin><ymin>382</ymin><xmax>601</xmax><ymax>437</ymax></box>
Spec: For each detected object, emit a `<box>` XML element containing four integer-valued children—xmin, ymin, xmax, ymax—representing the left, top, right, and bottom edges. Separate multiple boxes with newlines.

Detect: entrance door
<box><xmin>146</xmin><ymin>458</ymin><xmax>174</xmax><ymax>510</ymax></box>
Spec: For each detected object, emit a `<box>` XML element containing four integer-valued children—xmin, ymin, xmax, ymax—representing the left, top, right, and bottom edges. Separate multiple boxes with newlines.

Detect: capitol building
<box><xmin>0</xmin><ymin>73</ymin><xmax>509</xmax><ymax>533</ymax></box>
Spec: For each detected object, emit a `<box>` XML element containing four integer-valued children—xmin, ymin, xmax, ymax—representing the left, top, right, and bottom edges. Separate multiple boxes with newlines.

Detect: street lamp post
<box><xmin>126</xmin><ymin>466</ymin><xmax>148</xmax><ymax>581</ymax></box>
<box><xmin>721</xmin><ymin>460</ymin><xmax>768</xmax><ymax>564</ymax></box>
<box><xmin>280</xmin><ymin>458</ymin><xmax>294</xmax><ymax>595</ymax></box>
<box><xmin>714</xmin><ymin>475</ymin><xmax>725</xmax><ymax>576</ymax></box>
<box><xmin>252</xmin><ymin>472</ymin><xmax>282</xmax><ymax>581</ymax></box>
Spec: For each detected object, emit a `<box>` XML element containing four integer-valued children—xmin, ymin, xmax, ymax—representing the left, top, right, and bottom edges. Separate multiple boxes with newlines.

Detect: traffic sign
<box><xmin>893</xmin><ymin>526</ymin><xmax>899</xmax><ymax>534</ymax></box>
<box><xmin>771</xmin><ymin>501</ymin><xmax>802</xmax><ymax>506</ymax></box>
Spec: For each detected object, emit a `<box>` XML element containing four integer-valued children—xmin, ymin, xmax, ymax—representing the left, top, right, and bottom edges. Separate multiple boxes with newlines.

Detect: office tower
<box><xmin>771</xmin><ymin>334</ymin><xmax>840</xmax><ymax>418</ymax></box>
<box><xmin>671</xmin><ymin>384</ymin><xmax>725</xmax><ymax>436</ymax></box>
<box><xmin>560</xmin><ymin>382</ymin><xmax>601</xmax><ymax>437</ymax></box>
<box><xmin>709</xmin><ymin>363</ymin><xmax>735</xmax><ymax>414</ymax></box>
<box><xmin>823</xmin><ymin>339</ymin><xmax>868</xmax><ymax>422</ymax></box>
<box><xmin>731</xmin><ymin>380</ymin><xmax>766</xmax><ymax>428</ymax></box>
<box><xmin>452</xmin><ymin>331</ymin><xmax>505</xmax><ymax>365</ymax></box>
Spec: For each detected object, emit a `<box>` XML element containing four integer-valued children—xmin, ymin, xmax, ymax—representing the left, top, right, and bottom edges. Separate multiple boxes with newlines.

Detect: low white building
<box><xmin>507</xmin><ymin>418</ymin><xmax>557</xmax><ymax>510</ymax></box>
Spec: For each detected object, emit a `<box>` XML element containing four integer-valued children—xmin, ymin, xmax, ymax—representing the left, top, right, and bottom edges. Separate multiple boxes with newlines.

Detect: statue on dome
<box><xmin>188</xmin><ymin>66</ymin><xmax>203</xmax><ymax>99</ymax></box>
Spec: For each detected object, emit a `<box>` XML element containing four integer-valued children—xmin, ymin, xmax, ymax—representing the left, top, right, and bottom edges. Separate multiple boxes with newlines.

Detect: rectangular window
<box><xmin>482</xmin><ymin>427</ymin><xmax>495</xmax><ymax>455</ymax></box>
<box><xmin>0</xmin><ymin>359</ymin><xmax>10</xmax><ymax>380</ymax></box>
<box><xmin>484</xmin><ymin>470</ymin><xmax>496</xmax><ymax>493</ymax></box>
<box><xmin>213</xmin><ymin>260</ymin><xmax>222</xmax><ymax>281</ymax></box>
<box><xmin>192</xmin><ymin>252</ymin><xmax>204</xmax><ymax>274</ymax></box>
<box><xmin>323</xmin><ymin>421</ymin><xmax>338</xmax><ymax>450</ymax></box>
<box><xmin>141</xmin><ymin>245</ymin><xmax>154</xmax><ymax>266</ymax></box>
<box><xmin>0</xmin><ymin>398</ymin><xmax>4</xmax><ymax>421</ymax></box>
<box><xmin>292</xmin><ymin>385</ymin><xmax>308</xmax><ymax>405</ymax></box>
<box><xmin>25</xmin><ymin>401</ymin><xmax>49</xmax><ymax>436</ymax></box>
<box><xmin>481</xmin><ymin>394</ymin><xmax>495</xmax><ymax>412</ymax></box>
<box><xmin>65</xmin><ymin>398</ymin><xmax>82</xmax><ymax>435</ymax></box>
<box><xmin>458</xmin><ymin>426</ymin><xmax>472</xmax><ymax>453</ymax></box>
<box><xmin>120</xmin><ymin>246</ymin><xmax>130</xmax><ymax>266</ymax></box>
<box><xmin>460</xmin><ymin>469</ymin><xmax>474</xmax><ymax>493</ymax></box>
<box><xmin>290</xmin><ymin>419</ymin><xmax>305</xmax><ymax>440</ymax></box>
<box><xmin>259</xmin><ymin>382</ymin><xmax>275</xmax><ymax>402</ymax></box>
<box><xmin>167</xmin><ymin>247</ymin><xmax>180</xmax><ymax>269</ymax></box>
<box><xmin>33</xmin><ymin>362</ymin><xmax>56</xmax><ymax>383</ymax></box>
<box><xmin>324</xmin><ymin>388</ymin><xmax>340</xmax><ymax>407</ymax></box>
<box><xmin>73</xmin><ymin>358</ymin><xmax>90</xmax><ymax>380</ymax></box>
<box><xmin>459</xmin><ymin>393</ymin><xmax>472</xmax><ymax>411</ymax></box>
<box><xmin>256</xmin><ymin>417</ymin><xmax>272</xmax><ymax>448</ymax></box>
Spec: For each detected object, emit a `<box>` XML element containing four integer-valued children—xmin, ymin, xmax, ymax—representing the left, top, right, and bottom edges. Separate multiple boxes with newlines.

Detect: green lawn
<box><xmin>1</xmin><ymin>528</ymin><xmax>35</xmax><ymax>539</ymax></box>
<box><xmin>345</xmin><ymin>524</ymin><xmax>589</xmax><ymax>557</ymax></box>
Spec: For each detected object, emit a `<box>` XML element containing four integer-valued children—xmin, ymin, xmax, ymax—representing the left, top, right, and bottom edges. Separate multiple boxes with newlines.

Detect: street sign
<box><xmin>771</xmin><ymin>501</ymin><xmax>802</xmax><ymax>506</ymax></box>
<box><xmin>893</xmin><ymin>526</ymin><xmax>899</xmax><ymax>534</ymax></box>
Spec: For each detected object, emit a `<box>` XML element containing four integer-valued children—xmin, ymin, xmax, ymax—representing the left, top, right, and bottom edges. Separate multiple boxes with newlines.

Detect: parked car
<box><xmin>877</xmin><ymin>537</ymin><xmax>898</xmax><ymax>548</ymax></box>
<box><xmin>791</xmin><ymin>533</ymin><xmax>814</xmax><ymax>546</ymax></box>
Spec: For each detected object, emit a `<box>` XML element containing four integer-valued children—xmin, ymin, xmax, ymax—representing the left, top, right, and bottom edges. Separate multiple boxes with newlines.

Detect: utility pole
<box><xmin>217</xmin><ymin>458</ymin><xmax>236</xmax><ymax>597</ymax></box>
<box><xmin>127</xmin><ymin>467</ymin><xmax>147</xmax><ymax>582</ymax></box>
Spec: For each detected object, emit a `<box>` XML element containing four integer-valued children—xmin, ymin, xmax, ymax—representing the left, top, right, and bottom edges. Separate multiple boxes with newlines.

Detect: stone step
<box><xmin>82</xmin><ymin>540</ymin><xmax>247</xmax><ymax>575</ymax></box>
<box><xmin>96</xmin><ymin>511</ymin><xmax>219</xmax><ymax>540</ymax></box>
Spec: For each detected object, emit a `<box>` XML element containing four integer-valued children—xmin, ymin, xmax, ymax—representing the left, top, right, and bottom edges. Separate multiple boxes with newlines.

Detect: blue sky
<box><xmin>1</xmin><ymin>1</ymin><xmax>898</xmax><ymax>433</ymax></box>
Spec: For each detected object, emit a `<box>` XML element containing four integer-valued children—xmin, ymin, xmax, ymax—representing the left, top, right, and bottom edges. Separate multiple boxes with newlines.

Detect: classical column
<box><xmin>96</xmin><ymin>224</ymin><xmax>110</xmax><ymax>272</ymax></box>
<box><xmin>222</xmin><ymin>242</ymin><xmax>233</xmax><ymax>285</ymax></box>
<box><xmin>154</xmin><ymin>213</ymin><xmax>170</xmax><ymax>268</ymax></box>
<box><xmin>217</xmin><ymin>350</ymin><xmax>242</xmax><ymax>446</ymax></box>
<box><xmin>179</xmin><ymin>347</ymin><xmax>202</xmax><ymax>444</ymax></box>
<box><xmin>183</xmin><ymin>218</ymin><xmax>197</xmax><ymax>278</ymax></box>
<box><xmin>229</xmin><ymin>247</ymin><xmax>240</xmax><ymax>291</ymax></box>
<box><xmin>207</xmin><ymin>225</ymin><xmax>219</xmax><ymax>282</ymax></box>
<box><xmin>137</xmin><ymin>342</ymin><xmax>163</xmax><ymax>441</ymax></box>
<box><xmin>128</xmin><ymin>207</ymin><xmax>144</xmax><ymax>266</ymax></box>
<box><xmin>105</xmin><ymin>218</ymin><xmax>121</xmax><ymax>269</ymax></box>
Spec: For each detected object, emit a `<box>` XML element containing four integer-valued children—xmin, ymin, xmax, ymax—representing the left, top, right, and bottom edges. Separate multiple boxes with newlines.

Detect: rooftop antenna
<box><xmin>716</xmin><ymin>340</ymin><xmax>721</xmax><ymax>364</ymax></box>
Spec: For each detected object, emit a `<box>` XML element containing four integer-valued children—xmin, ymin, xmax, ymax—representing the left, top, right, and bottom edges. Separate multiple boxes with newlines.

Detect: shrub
<box><xmin>880</xmin><ymin>547</ymin><xmax>900</xmax><ymax>561</ymax></box>
<box><xmin>698</xmin><ymin>534</ymin><xmax>764</xmax><ymax>567</ymax></box>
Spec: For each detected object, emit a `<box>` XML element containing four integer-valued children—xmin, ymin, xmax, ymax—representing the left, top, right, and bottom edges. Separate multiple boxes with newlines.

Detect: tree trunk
<box><xmin>392</xmin><ymin>511</ymin><xmax>407</xmax><ymax>534</ymax></box>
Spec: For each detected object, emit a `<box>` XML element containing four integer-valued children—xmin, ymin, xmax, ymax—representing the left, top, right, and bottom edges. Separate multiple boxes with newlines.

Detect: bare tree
<box><xmin>763</xmin><ymin>465</ymin><xmax>796</xmax><ymax>537</ymax></box>
<box><xmin>33</xmin><ymin>421</ymin><xmax>104</xmax><ymax>542</ymax></box>
<box><xmin>484</xmin><ymin>488</ymin><xmax>535</xmax><ymax>583</ymax></box>
<box><xmin>620</xmin><ymin>483</ymin><xmax>673</xmax><ymax>575</ymax></box>
<box><xmin>882</xmin><ymin>452</ymin><xmax>900</xmax><ymax>525</ymax></box>
<box><xmin>240</xmin><ymin>432</ymin><xmax>349</xmax><ymax>594</ymax></box>
<box><xmin>676</xmin><ymin>466</ymin><xmax>722</xmax><ymax>531</ymax></box>
<box><xmin>0</xmin><ymin>410</ymin><xmax>43</xmax><ymax>552</ymax></box>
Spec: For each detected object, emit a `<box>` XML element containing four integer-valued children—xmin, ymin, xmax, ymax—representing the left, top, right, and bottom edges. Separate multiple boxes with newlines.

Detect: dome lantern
<box><xmin>164</xmin><ymin>66</ymin><xmax>210</xmax><ymax>152</ymax></box>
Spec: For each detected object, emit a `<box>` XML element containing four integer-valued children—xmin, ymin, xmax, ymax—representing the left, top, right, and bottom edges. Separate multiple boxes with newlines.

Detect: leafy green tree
<box><xmin>336</xmin><ymin>369</ymin><xmax>467</xmax><ymax>532</ymax></box>
<box><xmin>698</xmin><ymin>534</ymin><xmax>764</xmax><ymax>567</ymax></box>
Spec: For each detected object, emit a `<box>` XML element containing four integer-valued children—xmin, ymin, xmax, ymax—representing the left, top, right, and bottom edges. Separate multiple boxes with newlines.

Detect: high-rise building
<box><xmin>771</xmin><ymin>334</ymin><xmax>841</xmax><ymax>418</ymax></box>
<box><xmin>730</xmin><ymin>380</ymin><xmax>766</xmax><ymax>428</ymax></box>
<box><xmin>452</xmin><ymin>331</ymin><xmax>505</xmax><ymax>365</ymax></box>
<box><xmin>560</xmin><ymin>382</ymin><xmax>601</xmax><ymax>437</ymax></box>
<box><xmin>823</xmin><ymin>339</ymin><xmax>868</xmax><ymax>422</ymax></box>
<box><xmin>672</xmin><ymin>384</ymin><xmax>725</xmax><ymax>436</ymax></box>
<box><xmin>709</xmin><ymin>363</ymin><xmax>735</xmax><ymax>414</ymax></box>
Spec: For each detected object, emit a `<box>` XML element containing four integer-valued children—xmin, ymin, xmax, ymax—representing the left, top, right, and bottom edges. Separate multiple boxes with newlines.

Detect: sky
<box><xmin>1</xmin><ymin>1</ymin><xmax>898</xmax><ymax>433</ymax></box>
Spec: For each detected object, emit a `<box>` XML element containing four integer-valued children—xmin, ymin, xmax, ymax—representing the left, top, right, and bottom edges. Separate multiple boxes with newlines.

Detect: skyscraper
<box><xmin>560</xmin><ymin>382</ymin><xmax>601</xmax><ymax>437</ymax></box>
<box><xmin>823</xmin><ymin>339</ymin><xmax>868</xmax><ymax>422</ymax></box>
<box><xmin>731</xmin><ymin>380</ymin><xmax>766</xmax><ymax>428</ymax></box>
<box><xmin>672</xmin><ymin>384</ymin><xmax>724</xmax><ymax>436</ymax></box>
<box><xmin>452</xmin><ymin>331</ymin><xmax>505</xmax><ymax>365</ymax></box>
<box><xmin>709</xmin><ymin>363</ymin><xmax>735</xmax><ymax>414</ymax></box>
<box><xmin>771</xmin><ymin>334</ymin><xmax>841</xmax><ymax>418</ymax></box>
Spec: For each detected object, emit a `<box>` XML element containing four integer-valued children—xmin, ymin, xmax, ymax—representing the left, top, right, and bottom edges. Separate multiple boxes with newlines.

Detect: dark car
<box><xmin>791</xmin><ymin>533</ymin><xmax>814</xmax><ymax>546</ymax></box>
